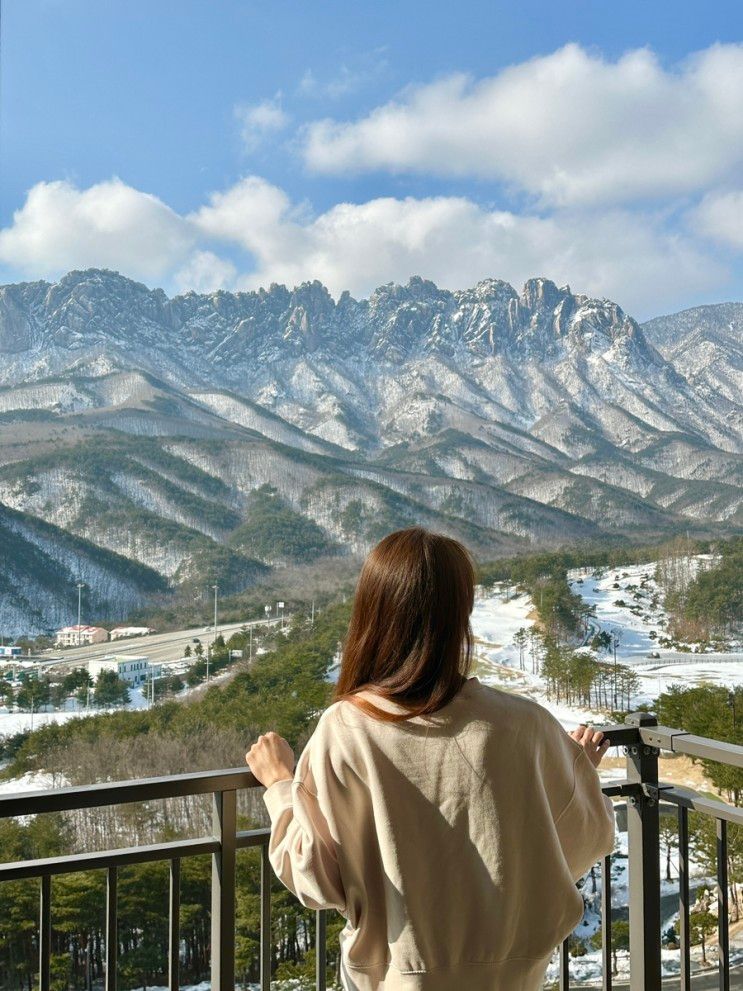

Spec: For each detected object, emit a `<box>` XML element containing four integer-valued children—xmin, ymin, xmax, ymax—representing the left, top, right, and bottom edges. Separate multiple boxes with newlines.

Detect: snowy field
<box><xmin>472</xmin><ymin>559</ymin><xmax>743</xmax><ymax>719</ymax></box>
<box><xmin>470</xmin><ymin>587</ymin><xmax>607</xmax><ymax>729</ymax></box>
<box><xmin>571</xmin><ymin>561</ymin><xmax>742</xmax><ymax>703</ymax></box>
<box><xmin>0</xmin><ymin>682</ymin><xmax>152</xmax><ymax>736</ymax></box>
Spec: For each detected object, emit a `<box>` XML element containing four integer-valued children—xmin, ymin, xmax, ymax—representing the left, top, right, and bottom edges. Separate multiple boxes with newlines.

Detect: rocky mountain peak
<box><xmin>0</xmin><ymin>267</ymin><xmax>688</xmax><ymax>385</ymax></box>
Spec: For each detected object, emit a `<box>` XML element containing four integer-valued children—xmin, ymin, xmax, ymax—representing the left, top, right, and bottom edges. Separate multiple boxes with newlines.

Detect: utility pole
<box><xmin>278</xmin><ymin>601</ymin><xmax>285</xmax><ymax>631</ymax></box>
<box><xmin>206</xmin><ymin>642</ymin><xmax>210</xmax><ymax>683</ymax></box>
<box><xmin>249</xmin><ymin>624</ymin><xmax>253</xmax><ymax>663</ymax></box>
<box><xmin>76</xmin><ymin>582</ymin><xmax>85</xmax><ymax>646</ymax></box>
<box><xmin>311</xmin><ymin>599</ymin><xmax>315</xmax><ymax>626</ymax></box>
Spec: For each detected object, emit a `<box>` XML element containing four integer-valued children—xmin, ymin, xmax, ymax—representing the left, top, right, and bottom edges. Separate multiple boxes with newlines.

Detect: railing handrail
<box><xmin>598</xmin><ymin>721</ymin><xmax>743</xmax><ymax>767</ymax></box>
<box><xmin>3</xmin><ymin>719</ymin><xmax>742</xmax><ymax>820</ymax></box>
<box><xmin>0</xmin><ymin>765</ymin><xmax>258</xmax><ymax>817</ymax></box>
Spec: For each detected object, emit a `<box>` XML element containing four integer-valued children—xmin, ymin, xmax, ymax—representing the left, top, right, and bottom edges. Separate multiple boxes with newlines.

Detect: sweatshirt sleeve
<box><xmin>554</xmin><ymin>745</ymin><xmax>616</xmax><ymax>882</ymax></box>
<box><xmin>262</xmin><ymin>721</ymin><xmax>347</xmax><ymax>914</ymax></box>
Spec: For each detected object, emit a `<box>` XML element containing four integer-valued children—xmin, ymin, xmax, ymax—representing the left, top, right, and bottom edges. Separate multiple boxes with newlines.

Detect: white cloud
<box><xmin>174</xmin><ymin>250</ymin><xmax>237</xmax><ymax>294</ymax></box>
<box><xmin>0</xmin><ymin>174</ymin><xmax>726</xmax><ymax>318</ymax></box>
<box><xmin>0</xmin><ymin>178</ymin><xmax>194</xmax><ymax>281</ymax></box>
<box><xmin>235</xmin><ymin>95</ymin><xmax>289</xmax><ymax>152</ymax></box>
<box><xmin>302</xmin><ymin>43</ymin><xmax>743</xmax><ymax>208</ymax></box>
<box><xmin>298</xmin><ymin>48</ymin><xmax>389</xmax><ymax>100</ymax></box>
<box><xmin>692</xmin><ymin>190</ymin><xmax>743</xmax><ymax>250</ymax></box>
<box><xmin>192</xmin><ymin>177</ymin><xmax>721</xmax><ymax>316</ymax></box>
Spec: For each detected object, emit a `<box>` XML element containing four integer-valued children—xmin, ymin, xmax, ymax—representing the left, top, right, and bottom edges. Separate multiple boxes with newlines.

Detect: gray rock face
<box><xmin>0</xmin><ymin>269</ymin><xmax>651</xmax><ymax>363</ymax></box>
<box><xmin>1</xmin><ymin>268</ymin><xmax>737</xmax><ymax>452</ymax></box>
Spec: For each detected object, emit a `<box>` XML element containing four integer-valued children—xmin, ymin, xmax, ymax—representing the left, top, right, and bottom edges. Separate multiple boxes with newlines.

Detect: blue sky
<box><xmin>1</xmin><ymin>0</ymin><xmax>742</xmax><ymax>318</ymax></box>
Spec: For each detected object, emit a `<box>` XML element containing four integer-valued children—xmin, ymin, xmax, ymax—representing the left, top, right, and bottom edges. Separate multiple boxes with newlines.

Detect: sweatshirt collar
<box><xmin>352</xmin><ymin>676</ymin><xmax>480</xmax><ymax>718</ymax></box>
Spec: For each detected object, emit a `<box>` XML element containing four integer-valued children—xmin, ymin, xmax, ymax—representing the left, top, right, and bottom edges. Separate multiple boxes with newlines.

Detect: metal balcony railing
<box><xmin>559</xmin><ymin>712</ymin><xmax>743</xmax><ymax>991</ymax></box>
<box><xmin>1</xmin><ymin>711</ymin><xmax>743</xmax><ymax>991</ymax></box>
<box><xmin>0</xmin><ymin>767</ymin><xmax>328</xmax><ymax>991</ymax></box>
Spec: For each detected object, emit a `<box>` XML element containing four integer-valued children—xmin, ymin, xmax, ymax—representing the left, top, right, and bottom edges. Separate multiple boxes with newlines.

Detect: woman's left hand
<box><xmin>246</xmin><ymin>732</ymin><xmax>295</xmax><ymax>788</ymax></box>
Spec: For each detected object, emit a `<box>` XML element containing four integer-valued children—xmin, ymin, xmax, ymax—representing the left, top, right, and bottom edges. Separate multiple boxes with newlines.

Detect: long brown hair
<box><xmin>334</xmin><ymin>527</ymin><xmax>475</xmax><ymax>721</ymax></box>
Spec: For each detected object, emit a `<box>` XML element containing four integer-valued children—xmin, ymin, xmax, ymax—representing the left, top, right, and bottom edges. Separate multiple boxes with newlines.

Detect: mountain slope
<box><xmin>0</xmin><ymin>269</ymin><xmax>740</xmax><ymax>634</ymax></box>
<box><xmin>642</xmin><ymin>302</ymin><xmax>743</xmax><ymax>406</ymax></box>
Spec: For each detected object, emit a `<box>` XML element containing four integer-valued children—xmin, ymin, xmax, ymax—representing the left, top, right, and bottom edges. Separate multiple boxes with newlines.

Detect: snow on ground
<box><xmin>0</xmin><ymin>770</ymin><xmax>67</xmax><ymax>795</ymax></box>
<box><xmin>0</xmin><ymin>770</ymin><xmax>71</xmax><ymax>823</ymax></box>
<box><xmin>471</xmin><ymin>559</ymin><xmax>743</xmax><ymax>728</ymax></box>
<box><xmin>471</xmin><ymin>587</ymin><xmax>607</xmax><ymax>729</ymax></box>
<box><xmin>569</xmin><ymin>561</ymin><xmax>743</xmax><ymax>704</ymax></box>
<box><xmin>0</xmin><ymin>683</ymin><xmax>152</xmax><ymax>736</ymax></box>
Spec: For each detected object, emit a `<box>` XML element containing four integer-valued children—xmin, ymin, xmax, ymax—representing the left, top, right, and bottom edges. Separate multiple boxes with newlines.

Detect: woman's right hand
<box><xmin>570</xmin><ymin>724</ymin><xmax>611</xmax><ymax>768</ymax></box>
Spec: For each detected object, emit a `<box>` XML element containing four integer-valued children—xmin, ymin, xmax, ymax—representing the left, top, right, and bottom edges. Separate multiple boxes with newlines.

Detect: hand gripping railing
<box><xmin>0</xmin><ymin>767</ymin><xmax>329</xmax><ymax>991</ymax></box>
<box><xmin>557</xmin><ymin>712</ymin><xmax>743</xmax><ymax>991</ymax></box>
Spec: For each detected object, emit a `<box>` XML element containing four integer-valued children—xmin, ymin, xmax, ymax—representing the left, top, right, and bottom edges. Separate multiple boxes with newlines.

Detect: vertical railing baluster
<box><xmin>316</xmin><ymin>909</ymin><xmax>327</xmax><ymax>991</ymax></box>
<box><xmin>106</xmin><ymin>866</ymin><xmax>117</xmax><ymax>991</ymax></box>
<box><xmin>717</xmin><ymin>818</ymin><xmax>730</xmax><ymax>991</ymax></box>
<box><xmin>169</xmin><ymin>858</ymin><xmax>181</xmax><ymax>991</ymax></box>
<box><xmin>211</xmin><ymin>790</ymin><xmax>236</xmax><ymax>991</ymax></box>
<box><xmin>39</xmin><ymin>875</ymin><xmax>51</xmax><ymax>991</ymax></box>
<box><xmin>559</xmin><ymin>937</ymin><xmax>570</xmax><ymax>990</ymax></box>
<box><xmin>260</xmin><ymin>841</ymin><xmax>271</xmax><ymax>991</ymax></box>
<box><xmin>678</xmin><ymin>806</ymin><xmax>691</xmax><ymax>991</ymax></box>
<box><xmin>601</xmin><ymin>855</ymin><xmax>612</xmax><ymax>991</ymax></box>
<box><xmin>625</xmin><ymin>713</ymin><xmax>661</xmax><ymax>989</ymax></box>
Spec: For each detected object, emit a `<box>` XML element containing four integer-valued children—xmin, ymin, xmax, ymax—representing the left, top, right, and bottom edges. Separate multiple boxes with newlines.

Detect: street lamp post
<box><xmin>76</xmin><ymin>582</ymin><xmax>85</xmax><ymax>646</ymax></box>
<box><xmin>208</xmin><ymin>584</ymin><xmax>218</xmax><ymax>683</ymax></box>
<box><xmin>612</xmin><ymin>631</ymin><xmax>621</xmax><ymax>711</ymax></box>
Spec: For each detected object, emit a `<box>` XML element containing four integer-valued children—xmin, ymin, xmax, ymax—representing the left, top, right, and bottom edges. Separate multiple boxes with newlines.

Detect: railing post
<box><xmin>600</xmin><ymin>855</ymin><xmax>612</xmax><ymax>991</ymax></box>
<box><xmin>168</xmin><ymin>858</ymin><xmax>181</xmax><ymax>991</ymax></box>
<box><xmin>105</xmin><ymin>866</ymin><xmax>117</xmax><ymax>991</ymax></box>
<box><xmin>39</xmin><ymin>875</ymin><xmax>51</xmax><ymax>991</ymax></box>
<box><xmin>260</xmin><ymin>843</ymin><xmax>271</xmax><ymax>991</ymax></box>
<box><xmin>211</xmin><ymin>790</ymin><xmax>236</xmax><ymax>991</ymax></box>
<box><xmin>625</xmin><ymin>711</ymin><xmax>661</xmax><ymax>990</ymax></box>
<box><xmin>316</xmin><ymin>909</ymin><xmax>327</xmax><ymax>991</ymax></box>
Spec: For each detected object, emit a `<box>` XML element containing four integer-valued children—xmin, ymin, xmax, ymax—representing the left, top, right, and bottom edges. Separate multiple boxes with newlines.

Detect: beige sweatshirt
<box><xmin>263</xmin><ymin>676</ymin><xmax>615</xmax><ymax>991</ymax></box>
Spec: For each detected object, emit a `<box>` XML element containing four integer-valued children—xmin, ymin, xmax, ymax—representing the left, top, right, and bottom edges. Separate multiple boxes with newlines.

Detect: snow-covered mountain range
<box><xmin>0</xmin><ymin>269</ymin><xmax>740</xmax><ymax>633</ymax></box>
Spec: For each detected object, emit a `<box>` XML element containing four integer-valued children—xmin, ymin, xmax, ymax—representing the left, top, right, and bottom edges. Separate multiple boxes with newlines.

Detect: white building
<box><xmin>109</xmin><ymin>626</ymin><xmax>154</xmax><ymax>641</ymax></box>
<box><xmin>88</xmin><ymin>655</ymin><xmax>162</xmax><ymax>686</ymax></box>
<box><xmin>0</xmin><ymin>646</ymin><xmax>22</xmax><ymax>657</ymax></box>
<box><xmin>56</xmin><ymin>626</ymin><xmax>108</xmax><ymax>647</ymax></box>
